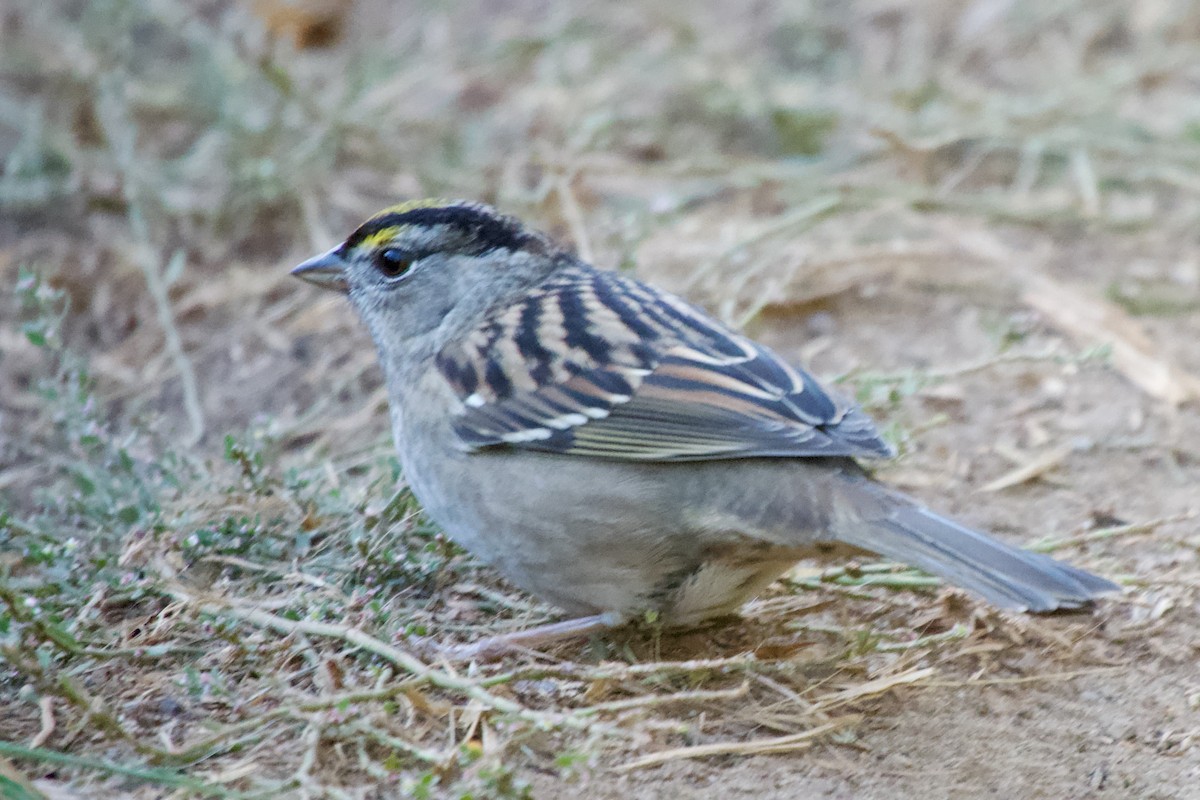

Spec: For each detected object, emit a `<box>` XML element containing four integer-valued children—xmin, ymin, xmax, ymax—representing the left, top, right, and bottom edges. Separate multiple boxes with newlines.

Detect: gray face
<box><xmin>292</xmin><ymin>223</ymin><xmax>466</xmax><ymax>345</ymax></box>
<box><xmin>291</xmin><ymin>204</ymin><xmax>561</xmax><ymax>366</ymax></box>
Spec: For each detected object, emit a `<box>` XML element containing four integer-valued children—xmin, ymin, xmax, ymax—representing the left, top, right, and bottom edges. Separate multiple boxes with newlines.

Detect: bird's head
<box><xmin>292</xmin><ymin>199</ymin><xmax>560</xmax><ymax>354</ymax></box>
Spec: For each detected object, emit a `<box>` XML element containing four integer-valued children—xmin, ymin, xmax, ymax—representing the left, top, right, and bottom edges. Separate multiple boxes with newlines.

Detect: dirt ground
<box><xmin>2</xmin><ymin>1</ymin><xmax>1199</xmax><ymax>798</ymax></box>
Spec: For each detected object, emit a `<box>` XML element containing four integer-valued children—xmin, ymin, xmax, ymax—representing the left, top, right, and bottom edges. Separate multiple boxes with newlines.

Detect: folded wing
<box><xmin>435</xmin><ymin>265</ymin><xmax>893</xmax><ymax>462</ymax></box>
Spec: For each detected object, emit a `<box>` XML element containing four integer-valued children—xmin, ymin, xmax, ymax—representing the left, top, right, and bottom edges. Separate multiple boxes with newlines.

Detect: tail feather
<box><xmin>833</xmin><ymin>486</ymin><xmax>1119</xmax><ymax>612</ymax></box>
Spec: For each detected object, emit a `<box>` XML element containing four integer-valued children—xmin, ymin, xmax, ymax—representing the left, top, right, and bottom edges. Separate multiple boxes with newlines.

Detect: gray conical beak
<box><xmin>291</xmin><ymin>247</ymin><xmax>349</xmax><ymax>293</ymax></box>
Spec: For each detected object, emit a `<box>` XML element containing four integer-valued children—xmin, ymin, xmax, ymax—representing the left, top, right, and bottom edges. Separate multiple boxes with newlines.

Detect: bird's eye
<box><xmin>375</xmin><ymin>248</ymin><xmax>412</xmax><ymax>278</ymax></box>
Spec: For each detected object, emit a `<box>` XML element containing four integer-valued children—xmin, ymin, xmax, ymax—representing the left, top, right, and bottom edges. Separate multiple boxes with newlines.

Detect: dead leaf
<box><xmin>1022</xmin><ymin>273</ymin><xmax>1200</xmax><ymax>406</ymax></box>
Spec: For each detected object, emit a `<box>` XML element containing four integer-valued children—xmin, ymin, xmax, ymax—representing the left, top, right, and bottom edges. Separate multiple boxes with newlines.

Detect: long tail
<box><xmin>830</xmin><ymin>477</ymin><xmax>1118</xmax><ymax>612</ymax></box>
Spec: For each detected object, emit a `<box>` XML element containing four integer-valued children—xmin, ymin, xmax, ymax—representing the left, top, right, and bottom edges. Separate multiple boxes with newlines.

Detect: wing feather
<box><xmin>437</xmin><ymin>265</ymin><xmax>894</xmax><ymax>462</ymax></box>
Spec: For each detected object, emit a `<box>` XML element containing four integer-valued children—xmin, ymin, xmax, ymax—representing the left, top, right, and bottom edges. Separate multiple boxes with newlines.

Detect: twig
<box><xmin>155</xmin><ymin>710</ymin><xmax>298</xmax><ymax>766</ymax></box>
<box><xmin>694</xmin><ymin>194</ymin><xmax>845</xmax><ymax>286</ymax></box>
<box><xmin>29</xmin><ymin>697</ymin><xmax>55</xmax><ymax>748</ymax></box>
<box><xmin>816</xmin><ymin>562</ymin><xmax>913</xmax><ymax>580</ymax></box>
<box><xmin>615</xmin><ymin>716</ymin><xmax>859</xmax><ymax>771</ymax></box>
<box><xmin>332</xmin><ymin>720</ymin><xmax>446</xmax><ymax>765</ymax></box>
<box><xmin>0</xmin><ymin>740</ymin><xmax>245</xmax><ymax>799</ymax></box>
<box><xmin>96</xmin><ymin>74</ymin><xmax>205</xmax><ymax>445</ymax></box>
<box><xmin>0</xmin><ymin>641</ymin><xmax>164</xmax><ymax>759</ymax></box>
<box><xmin>980</xmin><ymin>444</ymin><xmax>1074</xmax><ymax>493</ymax></box>
<box><xmin>923</xmin><ymin>667</ymin><xmax>1122</xmax><ymax>687</ymax></box>
<box><xmin>1031</xmin><ymin>511</ymin><xmax>1198</xmax><ymax>554</ymax></box>
<box><xmin>556</xmin><ymin>174</ymin><xmax>593</xmax><ymax>264</ymax></box>
<box><xmin>786</xmin><ymin>564</ymin><xmax>942</xmax><ymax>592</ymax></box>
<box><xmin>810</xmin><ymin>666</ymin><xmax>937</xmax><ymax>712</ymax></box>
<box><xmin>0</xmin><ymin>755</ymin><xmax>48</xmax><ymax>800</ymax></box>
<box><xmin>1021</xmin><ymin>272</ymin><xmax>1200</xmax><ymax>406</ymax></box>
<box><xmin>876</xmin><ymin>625</ymin><xmax>970</xmax><ymax>653</ymax></box>
<box><xmin>480</xmin><ymin>653</ymin><xmax>771</xmax><ymax>686</ymax></box>
<box><xmin>578</xmin><ymin>682</ymin><xmax>750</xmax><ymax>716</ymax></box>
<box><xmin>829</xmin><ymin>574</ymin><xmax>941</xmax><ymax>589</ymax></box>
<box><xmin>167</xmin><ymin>682</ymin><xmax>451</xmax><ymax>766</ymax></box>
<box><xmin>840</xmin><ymin>345</ymin><xmax>1104</xmax><ymax>388</ymax></box>
<box><xmin>169</xmin><ymin>587</ymin><xmax>592</xmax><ymax>731</ymax></box>
<box><xmin>1071</xmin><ymin>147</ymin><xmax>1101</xmax><ymax>217</ymax></box>
<box><xmin>0</xmin><ymin>578</ymin><xmax>202</xmax><ymax>661</ymax></box>
<box><xmin>199</xmin><ymin>555</ymin><xmax>349</xmax><ymax>598</ymax></box>
<box><xmin>295</xmin><ymin>723</ymin><xmax>321</xmax><ymax>790</ymax></box>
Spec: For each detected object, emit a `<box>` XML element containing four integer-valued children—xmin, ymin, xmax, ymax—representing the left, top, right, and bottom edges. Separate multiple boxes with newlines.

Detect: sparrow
<box><xmin>292</xmin><ymin>199</ymin><xmax>1118</xmax><ymax>657</ymax></box>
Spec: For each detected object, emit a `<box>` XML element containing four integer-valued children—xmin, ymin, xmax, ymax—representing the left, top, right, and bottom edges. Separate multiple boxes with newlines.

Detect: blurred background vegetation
<box><xmin>4</xmin><ymin>0</ymin><xmax>1200</xmax><ymax>443</ymax></box>
<box><xmin>2</xmin><ymin>1</ymin><xmax>1199</xmax><ymax>797</ymax></box>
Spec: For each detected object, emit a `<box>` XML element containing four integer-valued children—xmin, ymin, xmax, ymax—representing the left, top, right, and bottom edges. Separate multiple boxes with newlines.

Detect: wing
<box><xmin>435</xmin><ymin>265</ymin><xmax>893</xmax><ymax>462</ymax></box>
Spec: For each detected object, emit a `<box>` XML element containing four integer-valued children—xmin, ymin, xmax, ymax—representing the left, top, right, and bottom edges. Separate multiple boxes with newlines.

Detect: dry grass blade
<box><xmin>924</xmin><ymin>667</ymin><xmax>1124</xmax><ymax>688</ymax></box>
<box><xmin>581</xmin><ymin>682</ymin><xmax>750</xmax><ymax>716</ymax></box>
<box><xmin>28</xmin><ymin>698</ymin><xmax>55</xmax><ymax>749</ymax></box>
<box><xmin>979</xmin><ymin>444</ymin><xmax>1074</xmax><ymax>493</ymax></box>
<box><xmin>613</xmin><ymin>667</ymin><xmax>938</xmax><ymax>771</ymax></box>
<box><xmin>0</xmin><ymin>756</ymin><xmax>50</xmax><ymax>800</ymax></box>
<box><xmin>810</xmin><ymin>666</ymin><xmax>937</xmax><ymax>712</ymax></box>
<box><xmin>167</xmin><ymin>586</ymin><xmax>588</xmax><ymax>730</ymax></box>
<box><xmin>615</xmin><ymin>715</ymin><xmax>861</xmax><ymax>772</ymax></box>
<box><xmin>1022</xmin><ymin>273</ymin><xmax>1200</xmax><ymax>406</ymax></box>
<box><xmin>483</xmin><ymin>654</ymin><xmax>768</xmax><ymax>685</ymax></box>
<box><xmin>1032</xmin><ymin>511</ymin><xmax>1199</xmax><ymax>553</ymax></box>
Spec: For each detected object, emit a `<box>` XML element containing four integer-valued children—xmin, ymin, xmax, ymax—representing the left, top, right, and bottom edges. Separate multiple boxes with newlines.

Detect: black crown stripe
<box><xmin>345</xmin><ymin>204</ymin><xmax>540</xmax><ymax>254</ymax></box>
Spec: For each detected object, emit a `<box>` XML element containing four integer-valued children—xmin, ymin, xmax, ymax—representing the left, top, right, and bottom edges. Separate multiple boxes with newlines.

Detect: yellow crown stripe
<box><xmin>354</xmin><ymin>199</ymin><xmax>460</xmax><ymax>250</ymax></box>
<box><xmin>358</xmin><ymin>229</ymin><xmax>401</xmax><ymax>250</ymax></box>
<box><xmin>368</xmin><ymin>198</ymin><xmax>457</xmax><ymax>221</ymax></box>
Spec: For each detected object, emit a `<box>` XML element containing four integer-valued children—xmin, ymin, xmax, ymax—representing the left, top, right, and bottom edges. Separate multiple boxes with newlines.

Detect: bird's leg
<box><xmin>444</xmin><ymin>612</ymin><xmax>623</xmax><ymax>661</ymax></box>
